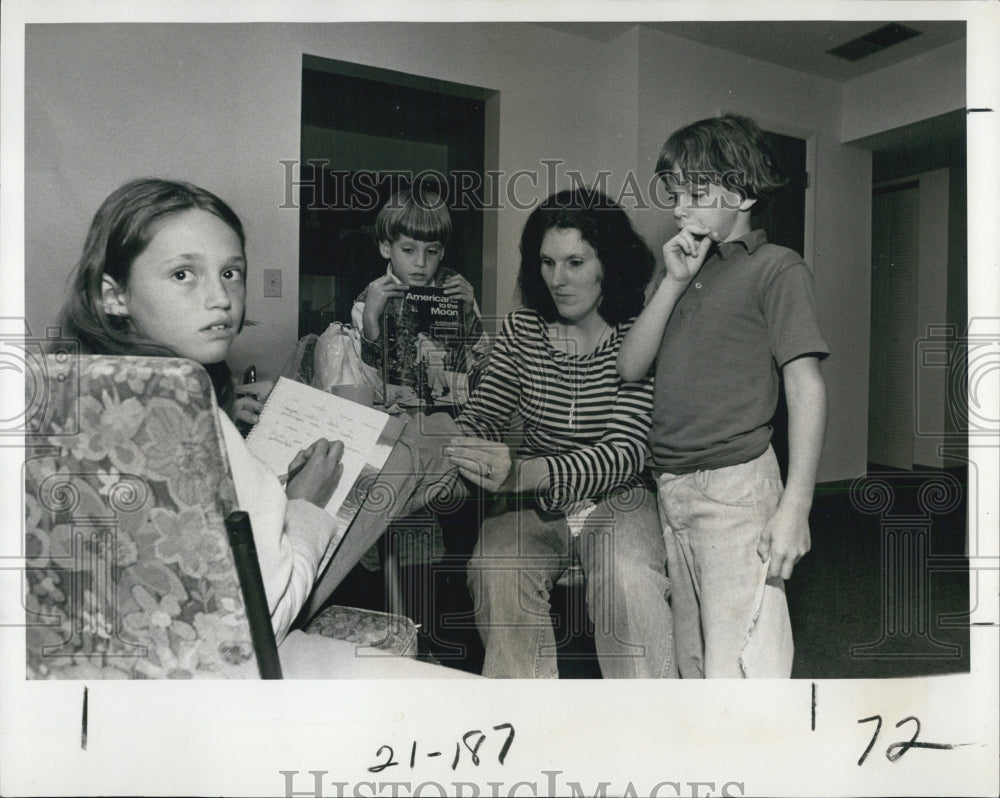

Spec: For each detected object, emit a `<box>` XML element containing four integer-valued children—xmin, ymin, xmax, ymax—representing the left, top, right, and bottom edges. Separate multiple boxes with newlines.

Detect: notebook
<box><xmin>245</xmin><ymin>377</ymin><xmax>404</xmax><ymax>570</ymax></box>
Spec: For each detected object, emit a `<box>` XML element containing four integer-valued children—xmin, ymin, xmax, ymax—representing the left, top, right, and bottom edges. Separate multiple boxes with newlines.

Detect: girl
<box><xmin>60</xmin><ymin>178</ymin><xmax>343</xmax><ymax>643</ymax></box>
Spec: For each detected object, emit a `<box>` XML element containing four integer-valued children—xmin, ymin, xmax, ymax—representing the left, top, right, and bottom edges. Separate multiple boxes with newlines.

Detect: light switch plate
<box><xmin>263</xmin><ymin>269</ymin><xmax>282</xmax><ymax>297</ymax></box>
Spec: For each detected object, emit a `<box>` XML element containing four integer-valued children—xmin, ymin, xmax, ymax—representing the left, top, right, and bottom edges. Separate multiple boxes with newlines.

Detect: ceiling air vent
<box><xmin>827</xmin><ymin>23</ymin><xmax>923</xmax><ymax>62</ymax></box>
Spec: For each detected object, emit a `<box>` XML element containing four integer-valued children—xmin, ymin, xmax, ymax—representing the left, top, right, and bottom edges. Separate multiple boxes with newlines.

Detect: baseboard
<box><xmin>815</xmin><ymin>462</ymin><xmax>970</xmax><ymax>499</ymax></box>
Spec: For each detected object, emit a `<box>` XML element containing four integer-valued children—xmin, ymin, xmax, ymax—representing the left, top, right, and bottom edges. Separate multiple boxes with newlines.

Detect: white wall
<box><xmin>841</xmin><ymin>38</ymin><xmax>966</xmax><ymax>142</ymax></box>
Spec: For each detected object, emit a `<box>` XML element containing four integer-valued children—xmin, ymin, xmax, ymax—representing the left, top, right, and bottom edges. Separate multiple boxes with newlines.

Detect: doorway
<box><xmin>864</xmin><ymin>110</ymin><xmax>968</xmax><ymax>470</ymax></box>
<box><xmin>753</xmin><ymin>130</ymin><xmax>808</xmax><ymax>481</ymax></box>
<box><xmin>298</xmin><ymin>56</ymin><xmax>496</xmax><ymax>336</ymax></box>
<box><xmin>751</xmin><ymin>131</ymin><xmax>807</xmax><ymax>257</ymax></box>
<box><xmin>869</xmin><ymin>181</ymin><xmax>920</xmax><ymax>469</ymax></box>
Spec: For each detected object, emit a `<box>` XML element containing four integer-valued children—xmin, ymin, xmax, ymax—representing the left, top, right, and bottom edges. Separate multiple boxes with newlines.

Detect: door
<box><xmin>868</xmin><ymin>181</ymin><xmax>919</xmax><ymax>469</ymax></box>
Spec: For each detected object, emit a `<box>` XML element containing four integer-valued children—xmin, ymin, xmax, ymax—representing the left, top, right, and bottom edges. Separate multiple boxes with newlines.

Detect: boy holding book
<box><xmin>617</xmin><ymin>114</ymin><xmax>828</xmax><ymax>678</ymax></box>
<box><xmin>352</xmin><ymin>185</ymin><xmax>489</xmax><ymax>400</ymax></box>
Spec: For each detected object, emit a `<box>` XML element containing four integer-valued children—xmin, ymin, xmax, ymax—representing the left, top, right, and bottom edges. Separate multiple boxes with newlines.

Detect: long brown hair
<box><xmin>59</xmin><ymin>178</ymin><xmax>247</xmax><ymax>414</ymax></box>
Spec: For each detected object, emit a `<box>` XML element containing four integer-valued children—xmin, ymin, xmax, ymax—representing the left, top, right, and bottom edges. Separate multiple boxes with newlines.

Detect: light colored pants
<box><xmin>467</xmin><ymin>486</ymin><xmax>675</xmax><ymax>679</ymax></box>
<box><xmin>655</xmin><ymin>446</ymin><xmax>794</xmax><ymax>678</ymax></box>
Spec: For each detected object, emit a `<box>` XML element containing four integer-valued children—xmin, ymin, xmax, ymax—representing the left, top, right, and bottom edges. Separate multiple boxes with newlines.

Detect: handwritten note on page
<box><xmin>245</xmin><ymin>377</ymin><xmax>397</xmax><ymax>536</ymax></box>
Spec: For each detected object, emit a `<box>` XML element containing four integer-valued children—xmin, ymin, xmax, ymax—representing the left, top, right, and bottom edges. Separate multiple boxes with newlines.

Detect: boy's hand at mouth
<box><xmin>663</xmin><ymin>223</ymin><xmax>713</xmax><ymax>284</ymax></box>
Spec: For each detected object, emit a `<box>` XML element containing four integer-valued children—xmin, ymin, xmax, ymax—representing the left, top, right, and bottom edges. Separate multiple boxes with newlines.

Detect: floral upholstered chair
<box><xmin>24</xmin><ymin>355</ymin><xmax>417</xmax><ymax>679</ymax></box>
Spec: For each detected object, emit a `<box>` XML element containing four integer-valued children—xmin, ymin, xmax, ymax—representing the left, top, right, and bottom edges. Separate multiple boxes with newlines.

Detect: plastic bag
<box><xmin>313</xmin><ymin>322</ymin><xmax>381</xmax><ymax>396</ymax></box>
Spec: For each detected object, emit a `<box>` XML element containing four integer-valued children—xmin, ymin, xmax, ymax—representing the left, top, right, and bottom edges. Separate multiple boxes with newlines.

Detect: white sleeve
<box><xmin>350</xmin><ymin>298</ymin><xmax>365</xmax><ymax>332</ymax></box>
<box><xmin>217</xmin><ymin>411</ymin><xmax>335</xmax><ymax>643</ymax></box>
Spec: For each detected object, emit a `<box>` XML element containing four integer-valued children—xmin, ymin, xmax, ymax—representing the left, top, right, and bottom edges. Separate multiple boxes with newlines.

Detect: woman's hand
<box><xmin>442</xmin><ymin>273</ymin><xmax>475</xmax><ymax>314</ymax></box>
<box><xmin>445</xmin><ymin>437</ymin><xmax>512</xmax><ymax>493</ymax></box>
<box><xmin>361</xmin><ymin>275</ymin><xmax>408</xmax><ymax>340</ymax></box>
<box><xmin>233</xmin><ymin>379</ymin><xmax>274</xmax><ymax>429</ymax></box>
<box><xmin>284</xmin><ymin>439</ymin><xmax>345</xmax><ymax>509</ymax></box>
<box><xmin>663</xmin><ymin>223</ymin><xmax>712</xmax><ymax>284</ymax></box>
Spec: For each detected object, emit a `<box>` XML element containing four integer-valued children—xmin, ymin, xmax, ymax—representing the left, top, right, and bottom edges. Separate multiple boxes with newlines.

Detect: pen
<box><xmin>278</xmin><ymin>460</ymin><xmax>307</xmax><ymax>486</ymax></box>
<box><xmin>237</xmin><ymin>365</ymin><xmax>257</xmax><ymax>438</ymax></box>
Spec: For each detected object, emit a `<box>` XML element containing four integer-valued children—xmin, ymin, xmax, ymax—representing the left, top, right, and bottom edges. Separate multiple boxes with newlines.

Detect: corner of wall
<box><xmin>840</xmin><ymin>38</ymin><xmax>966</xmax><ymax>143</ymax></box>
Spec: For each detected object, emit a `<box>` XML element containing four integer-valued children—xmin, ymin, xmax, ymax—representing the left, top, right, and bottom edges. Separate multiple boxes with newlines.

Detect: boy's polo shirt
<box><xmin>648</xmin><ymin>229</ymin><xmax>828</xmax><ymax>474</ymax></box>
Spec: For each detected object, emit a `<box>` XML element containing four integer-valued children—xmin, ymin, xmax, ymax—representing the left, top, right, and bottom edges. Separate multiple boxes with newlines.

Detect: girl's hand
<box><xmin>361</xmin><ymin>275</ymin><xmax>408</xmax><ymax>339</ymax></box>
<box><xmin>663</xmin><ymin>223</ymin><xmax>713</xmax><ymax>284</ymax></box>
<box><xmin>445</xmin><ymin>437</ymin><xmax>512</xmax><ymax>493</ymax></box>
<box><xmin>233</xmin><ymin>379</ymin><xmax>274</xmax><ymax>429</ymax></box>
<box><xmin>285</xmin><ymin>439</ymin><xmax>345</xmax><ymax>509</ymax></box>
<box><xmin>442</xmin><ymin>274</ymin><xmax>475</xmax><ymax>314</ymax></box>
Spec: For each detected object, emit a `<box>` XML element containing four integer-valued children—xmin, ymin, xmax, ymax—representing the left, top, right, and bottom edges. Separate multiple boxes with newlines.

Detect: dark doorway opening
<box><xmin>753</xmin><ymin>131</ymin><xmax>808</xmax><ymax>482</ymax></box>
<box><xmin>752</xmin><ymin>131</ymin><xmax>808</xmax><ymax>257</ymax></box>
<box><xmin>298</xmin><ymin>56</ymin><xmax>494</xmax><ymax>336</ymax></box>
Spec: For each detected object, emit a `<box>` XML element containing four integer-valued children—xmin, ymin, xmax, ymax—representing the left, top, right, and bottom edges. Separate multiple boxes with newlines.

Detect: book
<box><xmin>245</xmin><ymin>377</ymin><xmax>404</xmax><ymax>573</ymax></box>
<box><xmin>380</xmin><ymin>286</ymin><xmax>471</xmax><ymax>408</ymax></box>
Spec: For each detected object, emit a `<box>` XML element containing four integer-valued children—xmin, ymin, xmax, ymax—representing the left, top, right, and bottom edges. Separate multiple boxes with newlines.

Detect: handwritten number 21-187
<box><xmin>368</xmin><ymin>723</ymin><xmax>515</xmax><ymax>773</ymax></box>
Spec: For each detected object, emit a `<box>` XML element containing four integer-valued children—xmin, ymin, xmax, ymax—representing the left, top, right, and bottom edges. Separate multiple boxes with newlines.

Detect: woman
<box><xmin>450</xmin><ymin>188</ymin><xmax>675</xmax><ymax>679</ymax></box>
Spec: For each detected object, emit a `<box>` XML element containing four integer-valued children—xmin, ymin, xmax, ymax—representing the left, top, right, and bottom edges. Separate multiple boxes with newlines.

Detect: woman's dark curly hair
<box><xmin>517</xmin><ymin>188</ymin><xmax>654</xmax><ymax>325</ymax></box>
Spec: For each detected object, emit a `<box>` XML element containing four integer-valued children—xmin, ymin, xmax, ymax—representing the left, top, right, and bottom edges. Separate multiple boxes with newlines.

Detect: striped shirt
<box><xmin>457</xmin><ymin>309</ymin><xmax>654</xmax><ymax>511</ymax></box>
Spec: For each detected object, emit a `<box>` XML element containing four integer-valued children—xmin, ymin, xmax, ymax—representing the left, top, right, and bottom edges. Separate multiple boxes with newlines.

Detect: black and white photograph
<box><xmin>1</xmin><ymin>1</ymin><xmax>997</xmax><ymax>796</ymax></box>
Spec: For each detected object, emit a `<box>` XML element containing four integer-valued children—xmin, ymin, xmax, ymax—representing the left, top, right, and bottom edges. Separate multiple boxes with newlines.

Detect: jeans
<box><xmin>655</xmin><ymin>446</ymin><xmax>794</xmax><ymax>678</ymax></box>
<box><xmin>467</xmin><ymin>486</ymin><xmax>675</xmax><ymax>679</ymax></box>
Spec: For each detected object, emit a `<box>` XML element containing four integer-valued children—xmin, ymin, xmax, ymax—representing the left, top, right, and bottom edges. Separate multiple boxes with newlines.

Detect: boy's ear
<box><xmin>100</xmin><ymin>275</ymin><xmax>129</xmax><ymax>317</ymax></box>
<box><xmin>739</xmin><ymin>196</ymin><xmax>757</xmax><ymax>212</ymax></box>
<box><xmin>378</xmin><ymin>240</ymin><xmax>393</xmax><ymax>260</ymax></box>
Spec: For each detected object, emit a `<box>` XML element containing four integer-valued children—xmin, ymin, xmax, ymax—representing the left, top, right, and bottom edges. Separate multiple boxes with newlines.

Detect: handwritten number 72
<box><xmin>858</xmin><ymin>715</ymin><xmax>966</xmax><ymax>765</ymax></box>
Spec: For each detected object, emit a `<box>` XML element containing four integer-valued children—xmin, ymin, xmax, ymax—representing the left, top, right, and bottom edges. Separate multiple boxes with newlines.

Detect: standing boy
<box><xmin>618</xmin><ymin>114</ymin><xmax>828</xmax><ymax>678</ymax></box>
